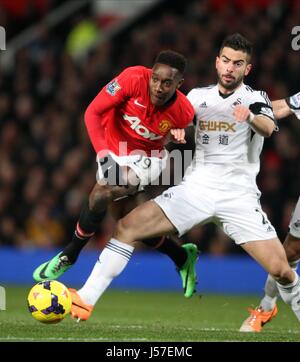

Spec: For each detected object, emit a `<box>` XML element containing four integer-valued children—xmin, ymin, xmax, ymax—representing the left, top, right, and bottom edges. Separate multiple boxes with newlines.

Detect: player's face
<box><xmin>216</xmin><ymin>47</ymin><xmax>252</xmax><ymax>92</ymax></box>
<box><xmin>149</xmin><ymin>64</ymin><xmax>183</xmax><ymax>106</ymax></box>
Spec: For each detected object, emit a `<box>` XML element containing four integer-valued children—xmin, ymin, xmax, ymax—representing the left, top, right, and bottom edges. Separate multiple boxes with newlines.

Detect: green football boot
<box><xmin>33</xmin><ymin>252</ymin><xmax>72</xmax><ymax>282</ymax></box>
<box><xmin>179</xmin><ymin>243</ymin><xmax>199</xmax><ymax>298</ymax></box>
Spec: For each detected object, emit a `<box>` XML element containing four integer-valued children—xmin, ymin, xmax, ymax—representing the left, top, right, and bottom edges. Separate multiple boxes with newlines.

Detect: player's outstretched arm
<box><xmin>272</xmin><ymin>99</ymin><xmax>292</xmax><ymax>119</ymax></box>
<box><xmin>272</xmin><ymin>92</ymin><xmax>300</xmax><ymax>120</ymax></box>
<box><xmin>233</xmin><ymin>105</ymin><xmax>275</xmax><ymax>137</ymax></box>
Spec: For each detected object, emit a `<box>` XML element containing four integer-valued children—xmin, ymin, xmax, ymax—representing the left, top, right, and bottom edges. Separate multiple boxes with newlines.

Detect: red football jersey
<box><xmin>84</xmin><ymin>66</ymin><xmax>194</xmax><ymax>157</ymax></box>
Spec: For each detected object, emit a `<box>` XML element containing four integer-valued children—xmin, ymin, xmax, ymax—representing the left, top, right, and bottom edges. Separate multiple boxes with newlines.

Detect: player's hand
<box><xmin>233</xmin><ymin>105</ymin><xmax>252</xmax><ymax>123</ymax></box>
<box><xmin>170</xmin><ymin>128</ymin><xmax>186</xmax><ymax>144</ymax></box>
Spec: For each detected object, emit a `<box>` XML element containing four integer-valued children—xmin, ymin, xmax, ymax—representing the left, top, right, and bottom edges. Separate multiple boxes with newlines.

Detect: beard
<box><xmin>217</xmin><ymin>72</ymin><xmax>244</xmax><ymax>91</ymax></box>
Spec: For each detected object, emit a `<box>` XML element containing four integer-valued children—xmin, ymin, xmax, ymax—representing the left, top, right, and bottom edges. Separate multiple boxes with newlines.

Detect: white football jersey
<box><xmin>187</xmin><ymin>83</ymin><xmax>275</xmax><ymax>167</ymax></box>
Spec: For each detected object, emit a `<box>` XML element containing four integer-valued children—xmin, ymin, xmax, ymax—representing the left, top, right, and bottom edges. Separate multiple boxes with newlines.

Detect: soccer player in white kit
<box><xmin>68</xmin><ymin>34</ymin><xmax>300</xmax><ymax>325</ymax></box>
<box><xmin>240</xmin><ymin>92</ymin><xmax>300</xmax><ymax>332</ymax></box>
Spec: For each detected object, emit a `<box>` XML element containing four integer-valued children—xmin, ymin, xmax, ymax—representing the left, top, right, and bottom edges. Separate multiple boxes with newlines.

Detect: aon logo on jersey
<box><xmin>123</xmin><ymin>114</ymin><xmax>163</xmax><ymax>140</ymax></box>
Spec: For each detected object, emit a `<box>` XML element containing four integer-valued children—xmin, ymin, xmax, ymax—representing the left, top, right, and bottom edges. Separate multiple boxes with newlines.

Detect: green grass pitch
<box><xmin>0</xmin><ymin>286</ymin><xmax>299</xmax><ymax>342</ymax></box>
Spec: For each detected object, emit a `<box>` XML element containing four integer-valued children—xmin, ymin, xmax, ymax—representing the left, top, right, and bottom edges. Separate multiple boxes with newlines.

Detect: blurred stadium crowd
<box><xmin>0</xmin><ymin>0</ymin><xmax>299</xmax><ymax>255</ymax></box>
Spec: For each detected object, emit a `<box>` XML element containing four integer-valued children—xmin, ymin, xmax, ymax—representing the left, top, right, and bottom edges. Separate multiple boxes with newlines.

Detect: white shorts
<box><xmin>97</xmin><ymin>150</ymin><xmax>168</xmax><ymax>191</ymax></box>
<box><xmin>154</xmin><ymin>169</ymin><xmax>277</xmax><ymax>244</ymax></box>
<box><xmin>289</xmin><ymin>197</ymin><xmax>300</xmax><ymax>238</ymax></box>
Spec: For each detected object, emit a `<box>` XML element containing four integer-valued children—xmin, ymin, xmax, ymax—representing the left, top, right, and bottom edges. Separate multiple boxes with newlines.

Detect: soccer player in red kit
<box><xmin>33</xmin><ymin>50</ymin><xmax>199</xmax><ymax>298</ymax></box>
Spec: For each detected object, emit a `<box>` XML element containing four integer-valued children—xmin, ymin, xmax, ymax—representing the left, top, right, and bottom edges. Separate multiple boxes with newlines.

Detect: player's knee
<box><xmin>89</xmin><ymin>186</ymin><xmax>112</xmax><ymax>212</ymax></box>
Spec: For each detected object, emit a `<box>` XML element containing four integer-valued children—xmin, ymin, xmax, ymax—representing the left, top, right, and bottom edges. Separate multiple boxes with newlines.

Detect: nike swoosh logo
<box><xmin>38</xmin><ymin>262</ymin><xmax>50</xmax><ymax>279</ymax></box>
<box><xmin>134</xmin><ymin>99</ymin><xmax>146</xmax><ymax>108</ymax></box>
<box><xmin>72</xmin><ymin>301</ymin><xmax>90</xmax><ymax>311</ymax></box>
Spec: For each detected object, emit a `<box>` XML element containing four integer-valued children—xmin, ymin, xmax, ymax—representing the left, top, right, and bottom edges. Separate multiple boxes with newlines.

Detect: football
<box><xmin>27</xmin><ymin>280</ymin><xmax>72</xmax><ymax>323</ymax></box>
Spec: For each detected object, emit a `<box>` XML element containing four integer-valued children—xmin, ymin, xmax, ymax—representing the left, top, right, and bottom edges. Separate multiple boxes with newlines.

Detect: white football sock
<box><xmin>277</xmin><ymin>271</ymin><xmax>300</xmax><ymax>321</ymax></box>
<box><xmin>78</xmin><ymin>238</ymin><xmax>134</xmax><ymax>306</ymax></box>
<box><xmin>260</xmin><ymin>259</ymin><xmax>300</xmax><ymax>311</ymax></box>
<box><xmin>260</xmin><ymin>275</ymin><xmax>279</xmax><ymax>311</ymax></box>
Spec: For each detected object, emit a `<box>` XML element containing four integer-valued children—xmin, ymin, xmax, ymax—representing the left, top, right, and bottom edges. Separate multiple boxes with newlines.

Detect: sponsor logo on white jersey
<box><xmin>199</xmin><ymin>120</ymin><xmax>236</xmax><ymax>132</ymax></box>
<box><xmin>123</xmin><ymin>114</ymin><xmax>163</xmax><ymax>140</ymax></box>
<box><xmin>231</xmin><ymin>98</ymin><xmax>242</xmax><ymax>108</ymax></box>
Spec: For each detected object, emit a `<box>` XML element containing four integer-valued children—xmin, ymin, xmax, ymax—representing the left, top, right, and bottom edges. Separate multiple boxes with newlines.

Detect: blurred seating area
<box><xmin>0</xmin><ymin>0</ymin><xmax>299</xmax><ymax>254</ymax></box>
<box><xmin>0</xmin><ymin>0</ymin><xmax>61</xmax><ymax>39</ymax></box>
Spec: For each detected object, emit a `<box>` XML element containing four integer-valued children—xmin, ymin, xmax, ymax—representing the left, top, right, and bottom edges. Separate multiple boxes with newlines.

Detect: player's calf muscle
<box><xmin>114</xmin><ymin>201</ymin><xmax>173</xmax><ymax>242</ymax></box>
<box><xmin>114</xmin><ymin>210</ymin><xmax>154</xmax><ymax>242</ymax></box>
<box><xmin>114</xmin><ymin>217</ymin><xmax>135</xmax><ymax>242</ymax></box>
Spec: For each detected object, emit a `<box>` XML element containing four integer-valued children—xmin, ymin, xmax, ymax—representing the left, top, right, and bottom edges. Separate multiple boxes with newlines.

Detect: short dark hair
<box><xmin>220</xmin><ymin>33</ymin><xmax>253</xmax><ymax>60</ymax></box>
<box><xmin>154</xmin><ymin>50</ymin><xmax>187</xmax><ymax>74</ymax></box>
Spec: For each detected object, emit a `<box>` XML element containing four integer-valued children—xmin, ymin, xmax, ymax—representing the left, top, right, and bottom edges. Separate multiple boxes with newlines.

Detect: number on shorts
<box><xmin>133</xmin><ymin>156</ymin><xmax>152</xmax><ymax>169</ymax></box>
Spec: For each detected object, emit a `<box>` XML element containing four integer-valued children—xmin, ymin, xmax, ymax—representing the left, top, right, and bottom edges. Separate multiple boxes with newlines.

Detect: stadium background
<box><xmin>0</xmin><ymin>0</ymin><xmax>299</xmax><ymax>294</ymax></box>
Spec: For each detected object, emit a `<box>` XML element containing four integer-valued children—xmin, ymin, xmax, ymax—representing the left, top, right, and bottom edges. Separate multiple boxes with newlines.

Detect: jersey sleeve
<box><xmin>286</xmin><ymin>92</ymin><xmax>300</xmax><ymax>119</ymax></box>
<box><xmin>94</xmin><ymin>67</ymin><xmax>139</xmax><ymax>110</ymax></box>
<box><xmin>186</xmin><ymin>89</ymin><xmax>198</xmax><ymax>113</ymax></box>
<box><xmin>84</xmin><ymin>67</ymin><xmax>138</xmax><ymax>155</ymax></box>
<box><xmin>180</xmin><ymin>97</ymin><xmax>195</xmax><ymax>128</ymax></box>
<box><xmin>187</xmin><ymin>88</ymin><xmax>203</xmax><ymax>126</ymax></box>
<box><xmin>249</xmin><ymin>91</ymin><xmax>275</xmax><ymax>121</ymax></box>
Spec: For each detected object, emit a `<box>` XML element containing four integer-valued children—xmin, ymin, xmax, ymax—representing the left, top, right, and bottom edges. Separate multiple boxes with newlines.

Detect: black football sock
<box><xmin>62</xmin><ymin>200</ymin><xmax>107</xmax><ymax>263</ymax></box>
<box><xmin>143</xmin><ymin>236</ymin><xmax>187</xmax><ymax>269</ymax></box>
